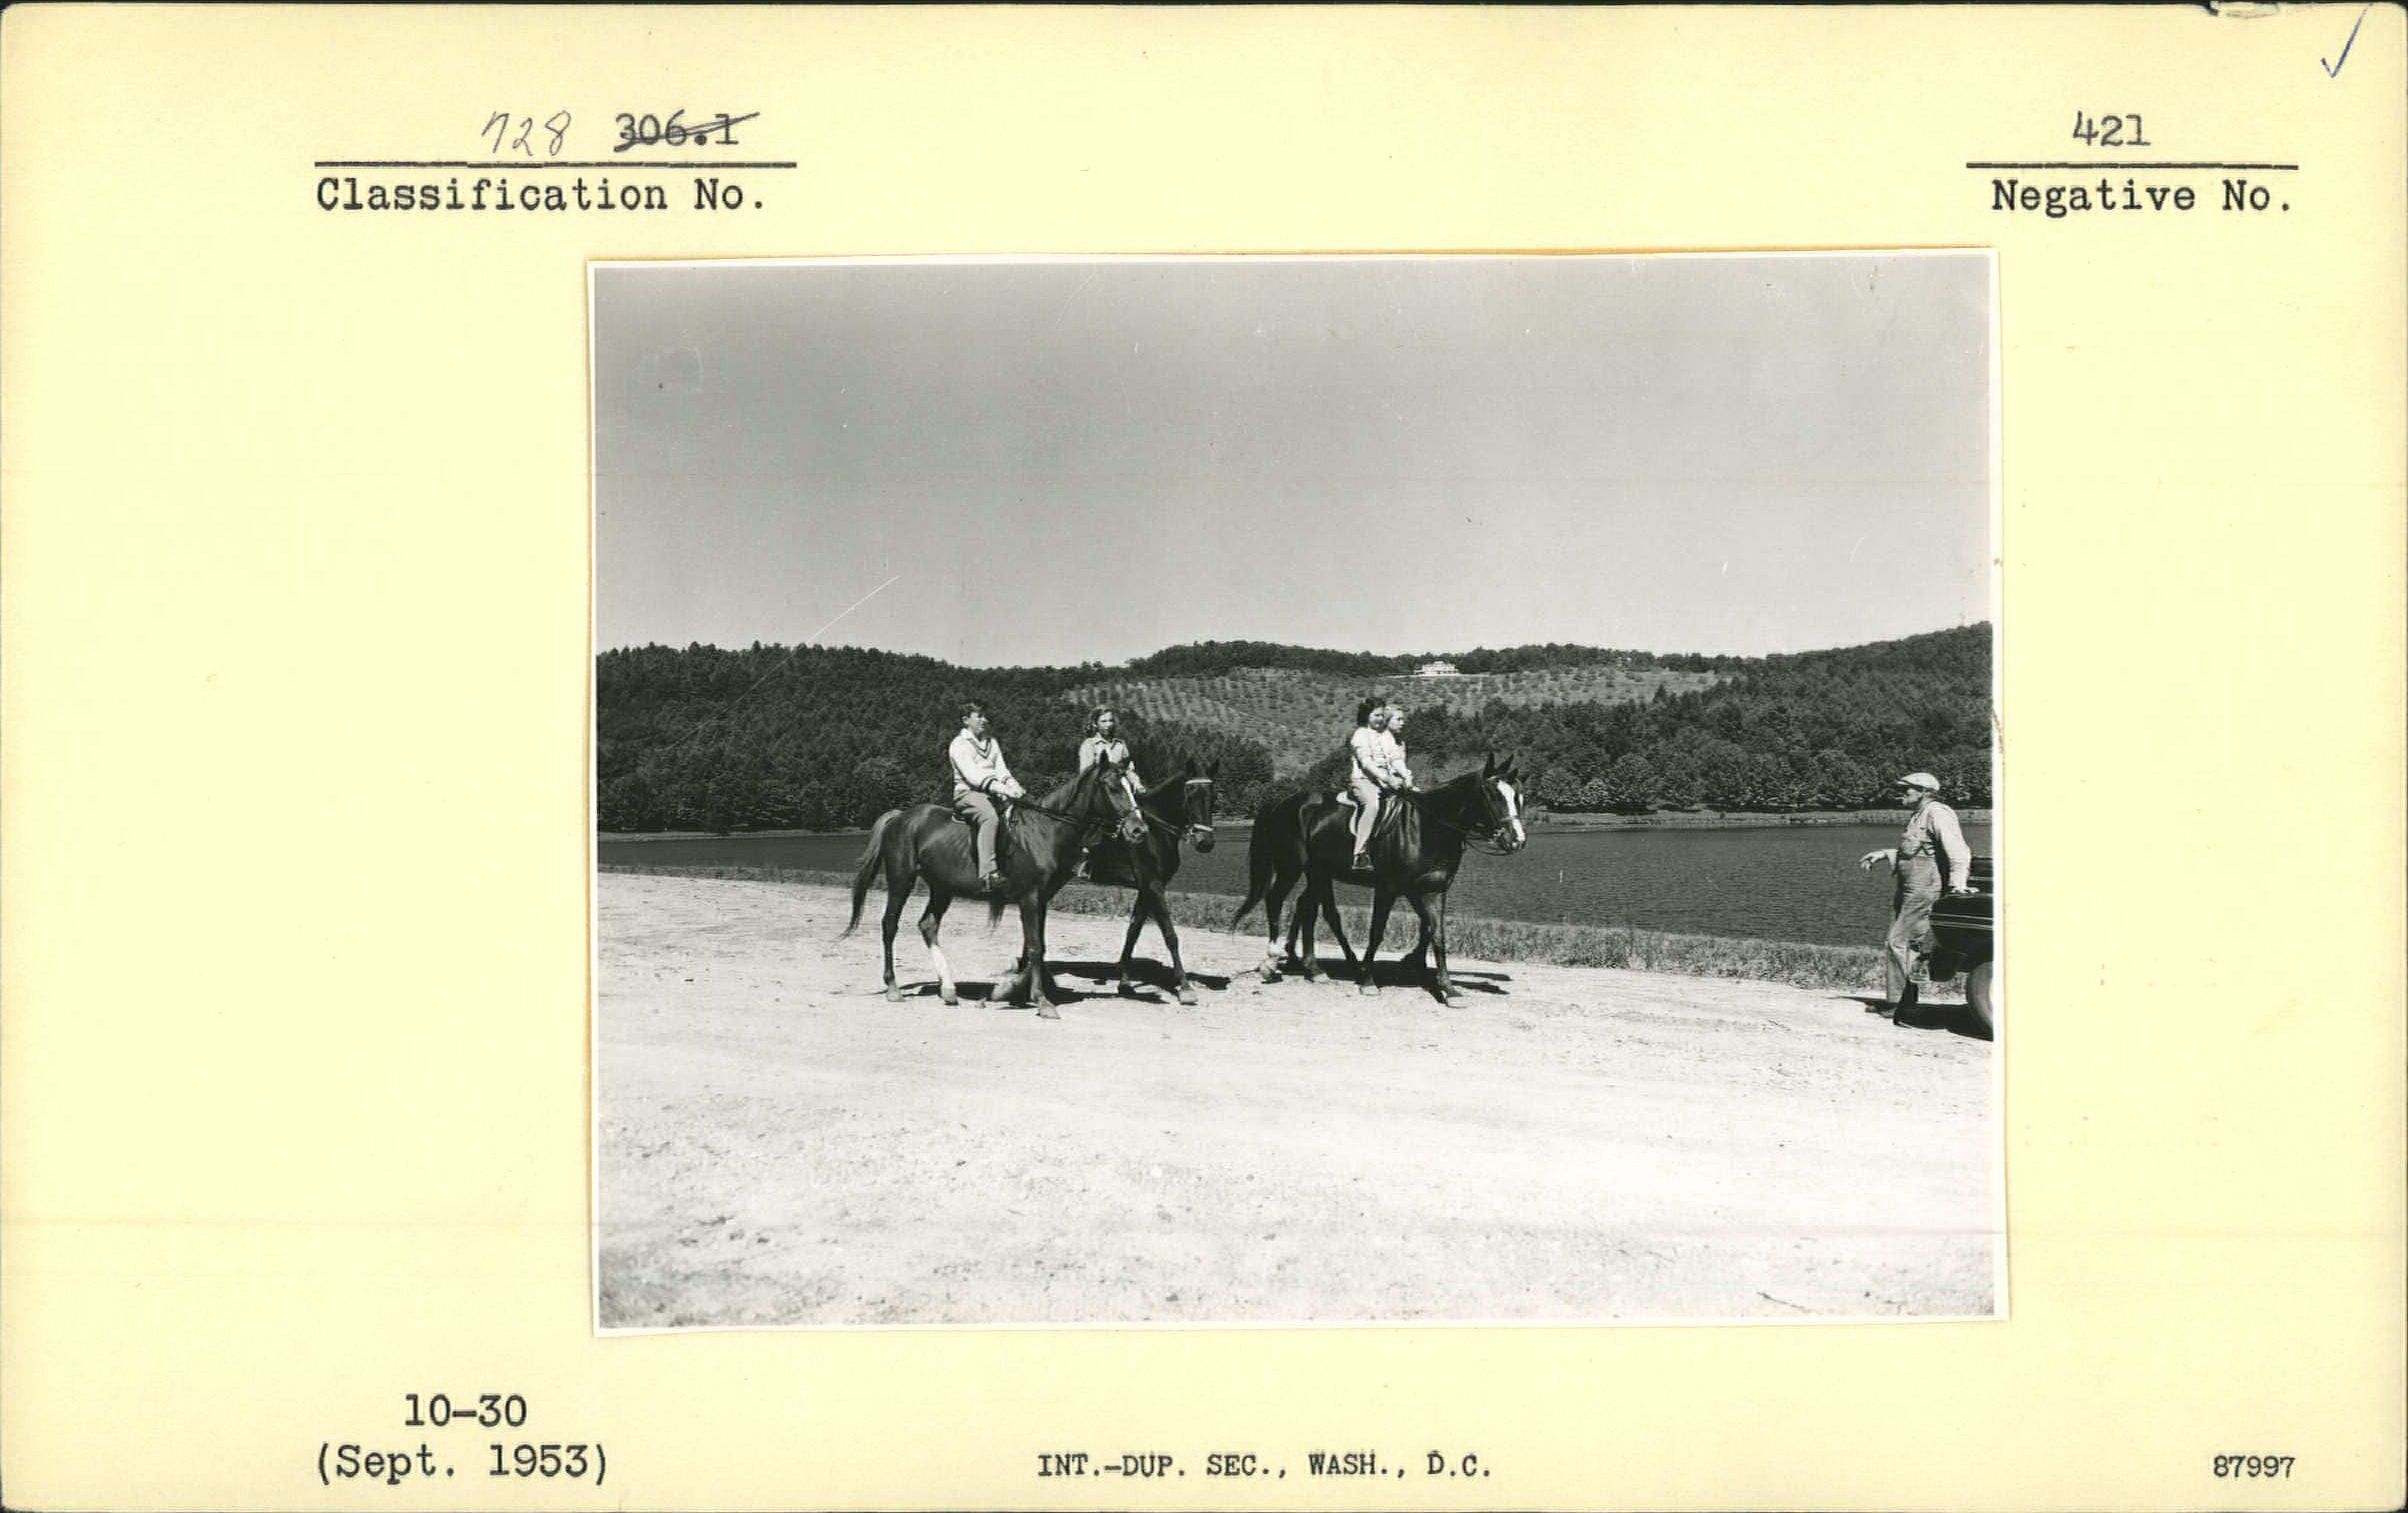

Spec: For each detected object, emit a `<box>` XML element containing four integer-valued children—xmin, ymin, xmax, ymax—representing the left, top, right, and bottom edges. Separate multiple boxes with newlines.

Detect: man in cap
<box><xmin>1857</xmin><ymin>771</ymin><xmax>1975</xmax><ymax>1029</ymax></box>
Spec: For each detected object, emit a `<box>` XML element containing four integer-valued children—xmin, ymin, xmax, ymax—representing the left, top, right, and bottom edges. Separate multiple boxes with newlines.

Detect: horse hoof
<box><xmin>1359</xmin><ymin>984</ymin><xmax>1380</xmax><ymax>997</ymax></box>
<box><xmin>940</xmin><ymin>991</ymin><xmax>959</xmax><ymax>1007</ymax></box>
<box><xmin>1036</xmin><ymin>1003</ymin><xmax>1061</xmax><ymax>1021</ymax></box>
<box><xmin>1298</xmin><ymin>966</ymin><xmax>1323</xmax><ymax>982</ymax></box>
<box><xmin>1117</xmin><ymin>980</ymin><xmax>1137</xmax><ymax>997</ymax></box>
<box><xmin>883</xmin><ymin>986</ymin><xmax>903</xmax><ymax>1004</ymax></box>
<box><xmin>1177</xmin><ymin>988</ymin><xmax>1197</xmax><ymax>1006</ymax></box>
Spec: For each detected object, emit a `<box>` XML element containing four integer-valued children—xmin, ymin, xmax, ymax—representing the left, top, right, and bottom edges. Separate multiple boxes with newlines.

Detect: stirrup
<box><xmin>1350</xmin><ymin>852</ymin><xmax>1373</xmax><ymax>872</ymax></box>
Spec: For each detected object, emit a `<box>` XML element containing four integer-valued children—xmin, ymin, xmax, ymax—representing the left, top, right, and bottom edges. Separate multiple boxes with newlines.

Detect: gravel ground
<box><xmin>596</xmin><ymin>874</ymin><xmax>1999</xmax><ymax>1328</ymax></box>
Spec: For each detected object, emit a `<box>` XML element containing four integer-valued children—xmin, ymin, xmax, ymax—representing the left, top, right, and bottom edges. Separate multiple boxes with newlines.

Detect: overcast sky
<box><xmin>593</xmin><ymin>253</ymin><xmax>1990</xmax><ymax>665</ymax></box>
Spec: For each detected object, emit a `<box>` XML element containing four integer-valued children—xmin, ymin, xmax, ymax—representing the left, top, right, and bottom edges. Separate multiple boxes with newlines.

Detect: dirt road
<box><xmin>596</xmin><ymin>874</ymin><xmax>1998</xmax><ymax>1327</ymax></box>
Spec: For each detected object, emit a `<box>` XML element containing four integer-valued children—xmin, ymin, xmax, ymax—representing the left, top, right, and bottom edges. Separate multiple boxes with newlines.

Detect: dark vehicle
<box><xmin>1925</xmin><ymin>854</ymin><xmax>1995</xmax><ymax>1034</ymax></box>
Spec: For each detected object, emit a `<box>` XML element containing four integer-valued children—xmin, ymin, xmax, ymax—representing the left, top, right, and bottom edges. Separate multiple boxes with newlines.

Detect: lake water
<box><xmin>600</xmin><ymin>820</ymin><xmax>1990</xmax><ymax>948</ymax></box>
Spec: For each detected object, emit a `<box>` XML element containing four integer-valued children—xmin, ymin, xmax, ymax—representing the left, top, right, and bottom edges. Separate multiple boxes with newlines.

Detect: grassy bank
<box><xmin>599</xmin><ymin>863</ymin><xmax>1889</xmax><ymax>993</ymax></box>
<box><xmin>600</xmin><ymin>809</ymin><xmax>1987</xmax><ymax>843</ymax></box>
<box><xmin>1528</xmin><ymin>807</ymin><xmax>1992</xmax><ymax>831</ymax></box>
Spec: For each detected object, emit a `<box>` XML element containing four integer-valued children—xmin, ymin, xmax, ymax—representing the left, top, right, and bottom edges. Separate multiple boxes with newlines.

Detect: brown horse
<box><xmin>845</xmin><ymin>757</ymin><xmax>1146</xmax><ymax>1019</ymax></box>
<box><xmin>1232</xmin><ymin>755</ymin><xmax>1526</xmax><ymax>1003</ymax></box>
<box><xmin>1080</xmin><ymin>759</ymin><xmax>1219</xmax><ymax>1004</ymax></box>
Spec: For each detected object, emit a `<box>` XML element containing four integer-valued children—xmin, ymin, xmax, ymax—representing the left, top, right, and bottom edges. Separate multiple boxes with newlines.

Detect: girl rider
<box><xmin>1347</xmin><ymin>696</ymin><xmax>1405</xmax><ymax>872</ymax></box>
<box><xmin>1077</xmin><ymin>707</ymin><xmax>1143</xmax><ymax>880</ymax></box>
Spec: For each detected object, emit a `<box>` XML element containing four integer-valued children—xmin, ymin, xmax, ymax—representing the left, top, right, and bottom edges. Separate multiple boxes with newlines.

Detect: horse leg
<box><xmin>1431</xmin><ymin>891</ymin><xmax>1454</xmax><ymax>1001</ymax></box>
<box><xmin>1293</xmin><ymin>879</ymin><xmax>1336</xmax><ymax>982</ymax></box>
<box><xmin>1405</xmin><ymin>892</ymin><xmax>1450</xmax><ymax>1002</ymax></box>
<box><xmin>1150</xmin><ymin>890</ymin><xmax>1197</xmax><ymax>1006</ymax></box>
<box><xmin>918</xmin><ymin>890</ymin><xmax>959</xmax><ymax>1005</ymax></box>
<box><xmin>1003</xmin><ymin>897</ymin><xmax>1040</xmax><ymax>1008</ymax></box>
<box><xmin>1262</xmin><ymin>866</ymin><xmax>1297</xmax><ymax>980</ymax></box>
<box><xmin>1358</xmin><ymin>887</ymin><xmax>1395</xmax><ymax>997</ymax></box>
<box><xmin>1031</xmin><ymin>903</ymin><xmax>1062</xmax><ymax>1021</ymax></box>
<box><xmin>1319</xmin><ymin>885</ymin><xmax>1361</xmax><ymax>980</ymax></box>
<box><xmin>879</xmin><ymin>882</ymin><xmax>911</xmax><ymax>1003</ymax></box>
<box><xmin>1116</xmin><ymin>893</ymin><xmax>1149</xmax><ymax>997</ymax></box>
<box><xmin>1296</xmin><ymin>872</ymin><xmax>1326</xmax><ymax>980</ymax></box>
<box><xmin>1285</xmin><ymin>880</ymin><xmax>1314</xmax><ymax>979</ymax></box>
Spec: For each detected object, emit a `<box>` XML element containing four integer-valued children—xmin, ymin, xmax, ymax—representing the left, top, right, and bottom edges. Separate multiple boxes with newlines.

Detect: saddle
<box><xmin>1329</xmin><ymin>789</ymin><xmax>1406</xmax><ymax>835</ymax></box>
<box><xmin>941</xmin><ymin>796</ymin><xmax>1020</xmax><ymax>863</ymax></box>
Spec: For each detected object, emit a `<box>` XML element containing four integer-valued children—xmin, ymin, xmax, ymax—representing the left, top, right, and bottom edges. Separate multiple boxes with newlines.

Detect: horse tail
<box><xmin>1230</xmin><ymin>793</ymin><xmax>1289</xmax><ymax>926</ymax></box>
<box><xmin>844</xmin><ymin>810</ymin><xmax>902</xmax><ymax>935</ymax></box>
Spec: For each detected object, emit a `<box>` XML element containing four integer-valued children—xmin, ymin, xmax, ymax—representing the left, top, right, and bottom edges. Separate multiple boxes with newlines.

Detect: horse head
<box><xmin>1180</xmin><ymin>758</ymin><xmax>1219</xmax><ymax>851</ymax></box>
<box><xmin>1082</xmin><ymin>753</ymin><xmax>1150</xmax><ymax>845</ymax></box>
<box><xmin>1478</xmin><ymin>752</ymin><xmax>1528</xmax><ymax>853</ymax></box>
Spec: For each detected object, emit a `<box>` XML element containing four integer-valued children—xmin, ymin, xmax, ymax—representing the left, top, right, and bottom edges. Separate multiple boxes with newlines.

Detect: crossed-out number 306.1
<box><xmin>2214</xmin><ymin>1455</ymin><xmax>2295</xmax><ymax>1478</ymax></box>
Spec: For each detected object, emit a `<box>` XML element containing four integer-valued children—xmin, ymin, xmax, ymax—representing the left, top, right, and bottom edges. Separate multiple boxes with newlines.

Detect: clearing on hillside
<box><xmin>1064</xmin><ymin>665</ymin><xmax>1721</xmax><ymax>776</ymax></box>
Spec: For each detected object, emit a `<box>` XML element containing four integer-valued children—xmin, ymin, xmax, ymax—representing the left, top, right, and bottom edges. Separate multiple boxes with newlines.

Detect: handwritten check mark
<box><xmin>2321</xmin><ymin>3</ymin><xmax>2372</xmax><ymax>77</ymax></box>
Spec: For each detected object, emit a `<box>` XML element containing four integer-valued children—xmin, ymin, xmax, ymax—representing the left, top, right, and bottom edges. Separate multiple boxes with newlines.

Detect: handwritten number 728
<box><xmin>483</xmin><ymin>111</ymin><xmax>572</xmax><ymax>158</ymax></box>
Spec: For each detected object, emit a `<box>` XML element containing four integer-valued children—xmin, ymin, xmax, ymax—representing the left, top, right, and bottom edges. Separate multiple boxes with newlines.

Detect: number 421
<box><xmin>2072</xmin><ymin>111</ymin><xmax>2149</xmax><ymax>148</ymax></box>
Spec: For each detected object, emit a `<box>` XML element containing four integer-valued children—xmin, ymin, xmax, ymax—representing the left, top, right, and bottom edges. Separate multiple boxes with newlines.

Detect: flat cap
<box><xmin>1896</xmin><ymin>771</ymin><xmax>1942</xmax><ymax>791</ymax></box>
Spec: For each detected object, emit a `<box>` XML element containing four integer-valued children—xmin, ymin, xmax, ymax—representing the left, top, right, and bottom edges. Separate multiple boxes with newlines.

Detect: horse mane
<box><xmin>1402</xmin><ymin>767</ymin><xmax>1484</xmax><ymax>809</ymax></box>
<box><xmin>1035</xmin><ymin>762</ymin><xmax>1103</xmax><ymax>812</ymax></box>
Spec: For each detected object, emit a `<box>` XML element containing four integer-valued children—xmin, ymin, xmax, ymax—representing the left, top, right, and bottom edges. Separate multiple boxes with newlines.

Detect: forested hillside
<box><xmin>1313</xmin><ymin>626</ymin><xmax>1993</xmax><ymax>813</ymax></box>
<box><xmin>597</xmin><ymin>645</ymin><xmax>1275</xmax><ymax>833</ymax></box>
<box><xmin>597</xmin><ymin>627</ymin><xmax>1991</xmax><ymax>832</ymax></box>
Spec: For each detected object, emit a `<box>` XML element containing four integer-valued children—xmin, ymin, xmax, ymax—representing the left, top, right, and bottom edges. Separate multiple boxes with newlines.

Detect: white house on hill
<box><xmin>1415</xmin><ymin>660</ymin><xmax>1461</xmax><ymax>677</ymax></box>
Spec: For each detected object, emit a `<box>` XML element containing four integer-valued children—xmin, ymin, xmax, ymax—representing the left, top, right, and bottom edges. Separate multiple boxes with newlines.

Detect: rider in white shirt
<box><xmin>947</xmin><ymin>702</ymin><xmax>1026</xmax><ymax>894</ymax></box>
<box><xmin>1346</xmin><ymin>696</ymin><xmax>1405</xmax><ymax>871</ymax></box>
<box><xmin>1379</xmin><ymin>703</ymin><xmax>1416</xmax><ymax>791</ymax></box>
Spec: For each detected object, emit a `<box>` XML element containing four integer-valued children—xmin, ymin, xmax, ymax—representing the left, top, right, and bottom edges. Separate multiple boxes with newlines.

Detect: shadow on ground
<box><xmin>1274</xmin><ymin>953</ymin><xmax>1514</xmax><ymax>1000</ymax></box>
<box><xmin>1047</xmin><ymin>958</ymin><xmax>1235</xmax><ymax>994</ymax></box>
<box><xmin>1840</xmin><ymin>993</ymin><xmax>1992</xmax><ymax>1041</ymax></box>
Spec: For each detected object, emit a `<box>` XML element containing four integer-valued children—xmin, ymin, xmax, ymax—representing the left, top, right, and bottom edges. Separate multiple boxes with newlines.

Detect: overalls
<box><xmin>1885</xmin><ymin>806</ymin><xmax>1948</xmax><ymax>1004</ymax></box>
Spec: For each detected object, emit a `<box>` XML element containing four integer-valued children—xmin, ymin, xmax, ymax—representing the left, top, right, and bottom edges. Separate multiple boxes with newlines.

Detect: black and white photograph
<box><xmin>592</xmin><ymin>253</ymin><xmax>2000</xmax><ymax>1329</ymax></box>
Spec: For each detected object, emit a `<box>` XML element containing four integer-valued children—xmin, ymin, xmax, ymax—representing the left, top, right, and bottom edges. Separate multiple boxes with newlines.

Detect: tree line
<box><xmin>598</xmin><ymin>626</ymin><xmax>1991</xmax><ymax>832</ymax></box>
<box><xmin>1123</xmin><ymin>639</ymin><xmax>1750</xmax><ymax>679</ymax></box>
<box><xmin>598</xmin><ymin>643</ymin><xmax>1277</xmax><ymax>833</ymax></box>
<box><xmin>1308</xmin><ymin>625</ymin><xmax>1993</xmax><ymax>813</ymax></box>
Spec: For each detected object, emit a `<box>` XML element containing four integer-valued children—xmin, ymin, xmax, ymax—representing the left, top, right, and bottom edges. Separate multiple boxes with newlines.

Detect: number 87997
<box><xmin>2213</xmin><ymin>1455</ymin><xmax>2295</xmax><ymax>1478</ymax></box>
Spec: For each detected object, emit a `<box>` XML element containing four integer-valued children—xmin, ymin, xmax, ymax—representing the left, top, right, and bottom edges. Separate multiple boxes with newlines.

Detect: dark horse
<box><xmin>845</xmin><ymin>757</ymin><xmax>1146</xmax><ymax>1020</ymax></box>
<box><xmin>1080</xmin><ymin>759</ymin><xmax>1220</xmax><ymax>1004</ymax></box>
<box><xmin>1231</xmin><ymin>755</ymin><xmax>1526</xmax><ymax>1003</ymax></box>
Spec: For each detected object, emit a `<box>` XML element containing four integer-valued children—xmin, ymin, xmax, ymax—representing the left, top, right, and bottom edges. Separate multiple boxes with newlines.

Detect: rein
<box><xmin>1134</xmin><ymin>778</ymin><xmax>1215</xmax><ymax>845</ymax></box>
<box><xmin>1393</xmin><ymin>784</ymin><xmax>1518</xmax><ymax>855</ymax></box>
<box><xmin>1009</xmin><ymin>771</ymin><xmax>1145</xmax><ymax>843</ymax></box>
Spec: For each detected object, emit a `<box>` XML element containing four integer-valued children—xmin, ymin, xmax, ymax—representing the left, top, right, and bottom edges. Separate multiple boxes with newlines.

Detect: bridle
<box><xmin>1010</xmin><ymin>767</ymin><xmax>1147</xmax><ymax>844</ymax></box>
<box><xmin>1132</xmin><ymin>776</ymin><xmax>1216</xmax><ymax>847</ymax></box>
<box><xmin>1178</xmin><ymin>777</ymin><xmax>1216</xmax><ymax>847</ymax></box>
<box><xmin>1398</xmin><ymin>779</ymin><xmax>1521</xmax><ymax>855</ymax></box>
